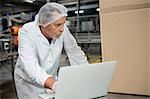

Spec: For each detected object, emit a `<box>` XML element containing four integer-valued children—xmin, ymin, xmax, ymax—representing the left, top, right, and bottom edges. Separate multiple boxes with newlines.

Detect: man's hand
<box><xmin>52</xmin><ymin>81</ymin><xmax>57</xmax><ymax>92</ymax></box>
<box><xmin>44</xmin><ymin>77</ymin><xmax>56</xmax><ymax>90</ymax></box>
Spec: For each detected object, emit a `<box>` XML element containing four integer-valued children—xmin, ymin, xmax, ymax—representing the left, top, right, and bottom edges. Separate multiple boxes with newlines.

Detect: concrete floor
<box><xmin>0</xmin><ymin>62</ymin><xmax>17</xmax><ymax>99</ymax></box>
<box><xmin>0</xmin><ymin>54</ymin><xmax>149</xmax><ymax>99</ymax></box>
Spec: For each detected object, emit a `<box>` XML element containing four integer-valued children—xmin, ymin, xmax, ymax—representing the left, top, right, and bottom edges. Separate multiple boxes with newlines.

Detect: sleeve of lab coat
<box><xmin>18</xmin><ymin>29</ymin><xmax>52</xmax><ymax>86</ymax></box>
<box><xmin>63</xmin><ymin>26</ymin><xmax>89</xmax><ymax>65</ymax></box>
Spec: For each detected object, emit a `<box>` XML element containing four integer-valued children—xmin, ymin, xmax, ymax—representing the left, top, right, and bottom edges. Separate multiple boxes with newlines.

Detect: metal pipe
<box><xmin>46</xmin><ymin>0</ymin><xmax>50</xmax><ymax>3</ymax></box>
<box><xmin>76</xmin><ymin>0</ymin><xmax>80</xmax><ymax>33</ymax></box>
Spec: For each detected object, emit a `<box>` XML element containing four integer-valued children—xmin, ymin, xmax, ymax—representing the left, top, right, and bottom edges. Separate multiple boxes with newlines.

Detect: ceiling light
<box><xmin>24</xmin><ymin>0</ymin><xmax>35</xmax><ymax>3</ymax></box>
<box><xmin>75</xmin><ymin>11</ymin><xmax>78</xmax><ymax>14</ymax></box>
<box><xmin>75</xmin><ymin>10</ymin><xmax>84</xmax><ymax>14</ymax></box>
<box><xmin>79</xmin><ymin>10</ymin><xmax>84</xmax><ymax>13</ymax></box>
<box><xmin>96</xmin><ymin>8</ymin><xmax>100</xmax><ymax>11</ymax></box>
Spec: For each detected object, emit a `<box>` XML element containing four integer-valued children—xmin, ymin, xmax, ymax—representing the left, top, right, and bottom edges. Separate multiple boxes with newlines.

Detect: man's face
<box><xmin>43</xmin><ymin>16</ymin><xmax>66</xmax><ymax>39</ymax></box>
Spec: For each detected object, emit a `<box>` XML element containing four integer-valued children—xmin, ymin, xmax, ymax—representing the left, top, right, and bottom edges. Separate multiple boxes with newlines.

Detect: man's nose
<box><xmin>59</xmin><ymin>25</ymin><xmax>64</xmax><ymax>33</ymax></box>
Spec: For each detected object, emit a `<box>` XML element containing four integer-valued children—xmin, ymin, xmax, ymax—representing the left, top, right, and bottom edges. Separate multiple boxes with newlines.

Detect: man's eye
<box><xmin>56</xmin><ymin>24</ymin><xmax>61</xmax><ymax>27</ymax></box>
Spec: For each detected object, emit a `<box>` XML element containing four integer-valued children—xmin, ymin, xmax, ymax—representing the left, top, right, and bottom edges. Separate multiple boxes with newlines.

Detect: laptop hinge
<box><xmin>90</xmin><ymin>95</ymin><xmax>107</xmax><ymax>99</ymax></box>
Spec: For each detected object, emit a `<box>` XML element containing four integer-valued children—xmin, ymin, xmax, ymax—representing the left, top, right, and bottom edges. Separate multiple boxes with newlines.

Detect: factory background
<box><xmin>0</xmin><ymin>0</ymin><xmax>150</xmax><ymax>99</ymax></box>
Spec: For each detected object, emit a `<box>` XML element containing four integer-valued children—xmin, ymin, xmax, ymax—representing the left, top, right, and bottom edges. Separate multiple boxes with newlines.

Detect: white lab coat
<box><xmin>14</xmin><ymin>19</ymin><xmax>88</xmax><ymax>99</ymax></box>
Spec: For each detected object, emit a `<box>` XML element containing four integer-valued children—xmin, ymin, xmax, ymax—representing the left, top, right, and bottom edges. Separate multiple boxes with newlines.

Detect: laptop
<box><xmin>39</xmin><ymin>61</ymin><xmax>117</xmax><ymax>99</ymax></box>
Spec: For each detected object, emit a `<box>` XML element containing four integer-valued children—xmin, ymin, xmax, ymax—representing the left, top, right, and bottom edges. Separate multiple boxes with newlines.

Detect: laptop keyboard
<box><xmin>39</xmin><ymin>89</ymin><xmax>55</xmax><ymax>99</ymax></box>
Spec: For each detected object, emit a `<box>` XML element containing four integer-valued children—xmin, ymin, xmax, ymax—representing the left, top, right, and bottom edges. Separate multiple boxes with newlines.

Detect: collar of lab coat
<box><xmin>33</xmin><ymin>20</ymin><xmax>56</xmax><ymax>46</ymax></box>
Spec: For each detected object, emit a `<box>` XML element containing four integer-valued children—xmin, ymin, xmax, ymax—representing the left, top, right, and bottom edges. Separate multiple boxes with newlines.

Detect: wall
<box><xmin>100</xmin><ymin>0</ymin><xmax>149</xmax><ymax>95</ymax></box>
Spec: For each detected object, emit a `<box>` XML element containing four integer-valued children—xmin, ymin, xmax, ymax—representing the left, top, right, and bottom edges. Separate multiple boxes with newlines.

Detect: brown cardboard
<box><xmin>100</xmin><ymin>0</ymin><xmax>150</xmax><ymax>95</ymax></box>
<box><xmin>148</xmin><ymin>7</ymin><xmax>150</xmax><ymax>95</ymax></box>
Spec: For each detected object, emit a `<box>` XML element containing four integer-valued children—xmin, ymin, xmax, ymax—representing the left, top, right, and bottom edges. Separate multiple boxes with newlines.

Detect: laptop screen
<box><xmin>55</xmin><ymin>61</ymin><xmax>117</xmax><ymax>99</ymax></box>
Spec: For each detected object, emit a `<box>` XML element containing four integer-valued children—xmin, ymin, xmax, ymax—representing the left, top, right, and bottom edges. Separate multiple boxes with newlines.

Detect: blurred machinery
<box><xmin>0</xmin><ymin>14</ymin><xmax>23</xmax><ymax>70</ymax></box>
<box><xmin>67</xmin><ymin>15</ymin><xmax>100</xmax><ymax>44</ymax></box>
<box><xmin>0</xmin><ymin>28</ymin><xmax>12</xmax><ymax>53</ymax></box>
<box><xmin>65</xmin><ymin>14</ymin><xmax>101</xmax><ymax>62</ymax></box>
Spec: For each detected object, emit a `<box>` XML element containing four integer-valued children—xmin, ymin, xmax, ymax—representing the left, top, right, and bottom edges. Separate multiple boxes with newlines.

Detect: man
<box><xmin>14</xmin><ymin>2</ymin><xmax>88</xmax><ymax>99</ymax></box>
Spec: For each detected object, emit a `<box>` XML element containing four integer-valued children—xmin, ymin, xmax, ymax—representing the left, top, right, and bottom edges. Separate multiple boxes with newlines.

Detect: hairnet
<box><xmin>38</xmin><ymin>2</ymin><xmax>68</xmax><ymax>27</ymax></box>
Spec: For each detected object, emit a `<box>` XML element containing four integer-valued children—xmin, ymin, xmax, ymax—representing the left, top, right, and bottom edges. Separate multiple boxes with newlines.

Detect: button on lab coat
<box><xmin>14</xmin><ymin>20</ymin><xmax>88</xmax><ymax>99</ymax></box>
